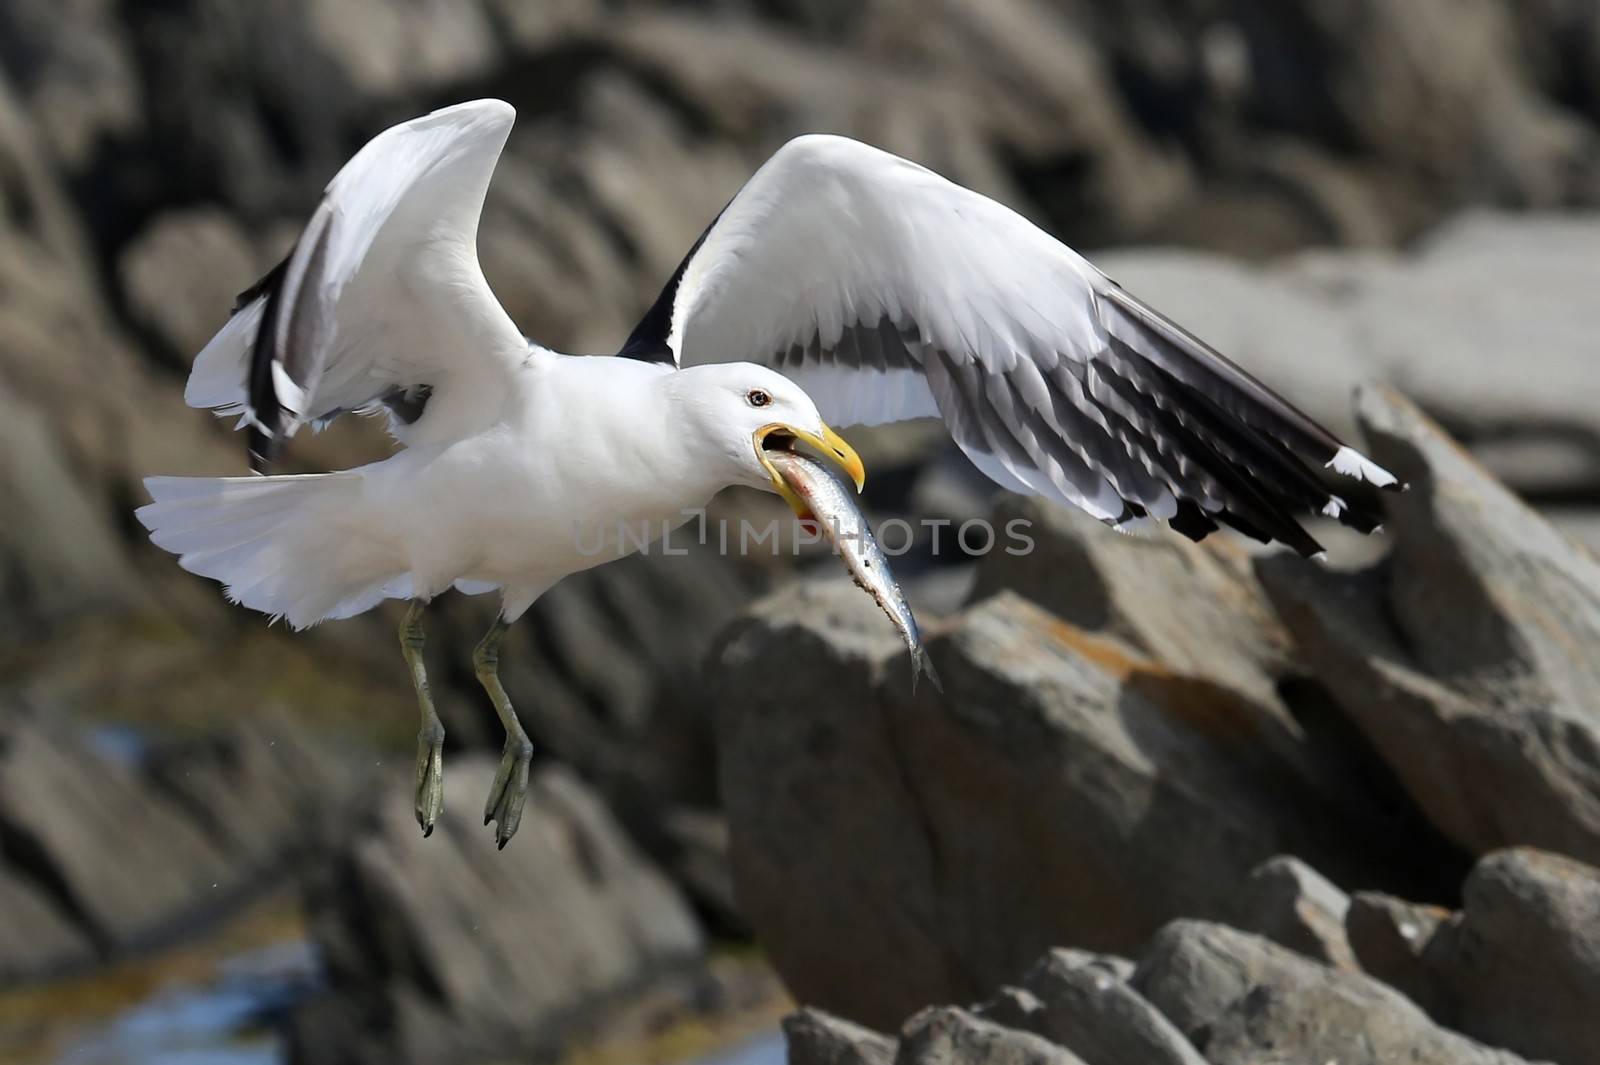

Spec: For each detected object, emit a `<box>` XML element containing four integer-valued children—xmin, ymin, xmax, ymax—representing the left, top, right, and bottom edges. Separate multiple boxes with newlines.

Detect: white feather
<box><xmin>1326</xmin><ymin>445</ymin><xmax>1400</xmax><ymax>488</ymax></box>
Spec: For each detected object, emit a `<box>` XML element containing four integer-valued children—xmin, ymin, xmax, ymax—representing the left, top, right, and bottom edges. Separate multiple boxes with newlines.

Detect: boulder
<box><xmin>1345</xmin><ymin>891</ymin><xmax>1450</xmax><ymax>1012</ymax></box>
<box><xmin>0</xmin><ymin>716</ymin><xmax>235</xmax><ymax>958</ymax></box>
<box><xmin>1232</xmin><ymin>855</ymin><xmax>1357</xmax><ymax>970</ymax></box>
<box><xmin>0</xmin><ymin>0</ymin><xmax>142</xmax><ymax>172</ymax></box>
<box><xmin>896</xmin><ymin>1007</ymin><xmax>1087</xmax><ymax>1065</ymax></box>
<box><xmin>143</xmin><ymin>708</ymin><xmax>353</xmax><ymax>870</ymax></box>
<box><xmin>1133</xmin><ymin>921</ymin><xmax>1536</xmax><ymax>1065</ymax></box>
<box><xmin>0</xmin><ymin>376</ymin><xmax>140</xmax><ymax>629</ymax></box>
<box><xmin>0</xmin><ymin>862</ymin><xmax>96</xmax><ymax>983</ymax></box>
<box><xmin>0</xmin><ymin>707</ymin><xmax>358</xmax><ymax>980</ymax></box>
<box><xmin>117</xmin><ymin>208</ymin><xmax>263</xmax><ymax>364</ymax></box>
<box><xmin>971</xmin><ymin>496</ymin><xmax>1293</xmax><ymax>704</ymax></box>
<box><xmin>1259</xmin><ymin>387</ymin><xmax>1600</xmax><ymax>865</ymax></box>
<box><xmin>1421</xmin><ymin>849</ymin><xmax>1600</xmax><ymax>1065</ymax></box>
<box><xmin>714</xmin><ymin>579</ymin><xmax>1443</xmax><ymax>1029</ymax></box>
<box><xmin>784</xmin><ymin>1008</ymin><xmax>896</xmax><ymax>1065</ymax></box>
<box><xmin>288</xmin><ymin>760</ymin><xmax>704</xmax><ymax>1065</ymax></box>
<box><xmin>976</xmin><ymin>949</ymin><xmax>1206</xmax><ymax>1065</ymax></box>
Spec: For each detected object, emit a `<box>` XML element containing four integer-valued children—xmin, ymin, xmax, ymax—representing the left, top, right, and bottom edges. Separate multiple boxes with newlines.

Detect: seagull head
<box><xmin>669</xmin><ymin>364</ymin><xmax>865</xmax><ymax>513</ymax></box>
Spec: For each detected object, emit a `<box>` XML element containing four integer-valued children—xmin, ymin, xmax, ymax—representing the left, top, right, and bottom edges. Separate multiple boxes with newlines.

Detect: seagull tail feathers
<box><xmin>136</xmin><ymin>473</ymin><xmax>404</xmax><ymax>629</ymax></box>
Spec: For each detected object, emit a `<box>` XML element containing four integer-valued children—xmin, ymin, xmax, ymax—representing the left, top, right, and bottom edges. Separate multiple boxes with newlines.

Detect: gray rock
<box><xmin>977</xmin><ymin>949</ymin><xmax>1206</xmax><ymax>1065</ymax></box>
<box><xmin>144</xmin><ymin>708</ymin><xmax>353</xmax><ymax>870</ymax></box>
<box><xmin>896</xmin><ymin>1007</ymin><xmax>1087</xmax><ymax>1065</ymax></box>
<box><xmin>118</xmin><ymin>208</ymin><xmax>262</xmax><ymax>363</ymax></box>
<box><xmin>0</xmin><ymin>707</ymin><xmax>363</xmax><ymax>981</ymax></box>
<box><xmin>972</xmin><ymin>495</ymin><xmax>1293</xmax><ymax>705</ymax></box>
<box><xmin>715</xmin><ymin>580</ymin><xmax>1436</xmax><ymax>1029</ymax></box>
<box><xmin>0</xmin><ymin>716</ymin><xmax>234</xmax><ymax>957</ymax></box>
<box><xmin>0</xmin><ymin>861</ymin><xmax>96</xmax><ymax>983</ymax></box>
<box><xmin>300</xmin><ymin>0</ymin><xmax>498</xmax><ymax>97</ymax></box>
<box><xmin>0</xmin><ymin>0</ymin><xmax>142</xmax><ymax>171</ymax></box>
<box><xmin>1421</xmin><ymin>848</ymin><xmax>1600</xmax><ymax>1065</ymax></box>
<box><xmin>1259</xmin><ymin>387</ymin><xmax>1600</xmax><ymax>865</ymax></box>
<box><xmin>1233</xmin><ymin>855</ymin><xmax>1357</xmax><ymax>970</ymax></box>
<box><xmin>0</xmin><ymin>377</ymin><xmax>140</xmax><ymax>629</ymax></box>
<box><xmin>1346</xmin><ymin>891</ymin><xmax>1450</xmax><ymax>1012</ymax></box>
<box><xmin>289</xmin><ymin>760</ymin><xmax>704</xmax><ymax>1065</ymax></box>
<box><xmin>784</xmin><ymin>1008</ymin><xmax>896</xmax><ymax>1065</ymax></box>
<box><xmin>1133</xmin><ymin>921</ymin><xmax>1536</xmax><ymax>1065</ymax></box>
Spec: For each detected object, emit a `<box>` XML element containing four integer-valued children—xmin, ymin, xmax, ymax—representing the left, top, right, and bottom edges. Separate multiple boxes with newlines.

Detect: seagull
<box><xmin>137</xmin><ymin>99</ymin><xmax>1400</xmax><ymax>846</ymax></box>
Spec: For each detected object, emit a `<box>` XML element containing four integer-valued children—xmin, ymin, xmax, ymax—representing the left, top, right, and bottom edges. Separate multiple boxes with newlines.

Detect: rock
<box><xmin>1346</xmin><ymin>891</ymin><xmax>1450</xmax><ymax>1012</ymax></box>
<box><xmin>0</xmin><ymin>376</ymin><xmax>140</xmax><ymax>629</ymax></box>
<box><xmin>1133</xmin><ymin>921</ymin><xmax>1536</xmax><ymax>1065</ymax></box>
<box><xmin>118</xmin><ymin>208</ymin><xmax>263</xmax><ymax>364</ymax></box>
<box><xmin>896</xmin><ymin>1007</ymin><xmax>1088</xmax><ymax>1065</ymax></box>
<box><xmin>784</xmin><ymin>1008</ymin><xmax>896</xmax><ymax>1065</ymax></box>
<box><xmin>1232</xmin><ymin>855</ymin><xmax>1357</xmax><ymax>969</ymax></box>
<box><xmin>1420</xmin><ymin>848</ymin><xmax>1600</xmax><ymax>1065</ymax></box>
<box><xmin>977</xmin><ymin>949</ymin><xmax>1206</xmax><ymax>1065</ymax></box>
<box><xmin>1259</xmin><ymin>387</ymin><xmax>1600</xmax><ymax>865</ymax></box>
<box><xmin>288</xmin><ymin>760</ymin><xmax>704</xmax><ymax>1065</ymax></box>
<box><xmin>658</xmin><ymin>806</ymin><xmax>746</xmax><ymax>936</ymax></box>
<box><xmin>301</xmin><ymin>0</ymin><xmax>498</xmax><ymax>97</ymax></box>
<box><xmin>715</xmin><ymin>580</ymin><xmax>1442</xmax><ymax>1029</ymax></box>
<box><xmin>972</xmin><ymin>496</ymin><xmax>1293</xmax><ymax>705</ymax></box>
<box><xmin>0</xmin><ymin>716</ymin><xmax>234</xmax><ymax>957</ymax></box>
<box><xmin>0</xmin><ymin>707</ymin><xmax>365</xmax><ymax>980</ymax></box>
<box><xmin>0</xmin><ymin>861</ymin><xmax>97</xmax><ymax>983</ymax></box>
<box><xmin>143</xmin><ymin>708</ymin><xmax>353</xmax><ymax>870</ymax></box>
<box><xmin>0</xmin><ymin>0</ymin><xmax>142</xmax><ymax>172</ymax></box>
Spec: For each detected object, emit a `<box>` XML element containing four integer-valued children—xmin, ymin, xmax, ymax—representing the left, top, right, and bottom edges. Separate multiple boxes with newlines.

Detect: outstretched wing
<box><xmin>627</xmin><ymin>134</ymin><xmax>1402</xmax><ymax>556</ymax></box>
<box><xmin>185</xmin><ymin>99</ymin><xmax>531</xmax><ymax>467</ymax></box>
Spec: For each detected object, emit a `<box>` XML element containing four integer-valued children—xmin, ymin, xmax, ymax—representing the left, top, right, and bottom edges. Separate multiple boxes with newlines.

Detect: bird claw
<box><xmin>414</xmin><ymin>726</ymin><xmax>444</xmax><ymax>837</ymax></box>
<box><xmin>483</xmin><ymin>736</ymin><xmax>532</xmax><ymax>847</ymax></box>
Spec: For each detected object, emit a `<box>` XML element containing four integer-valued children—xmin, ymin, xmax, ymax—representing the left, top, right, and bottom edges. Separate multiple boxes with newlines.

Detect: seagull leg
<box><xmin>473</xmin><ymin>616</ymin><xmax>534</xmax><ymax>849</ymax></box>
<box><xmin>400</xmin><ymin>599</ymin><xmax>444</xmax><ymax>837</ymax></box>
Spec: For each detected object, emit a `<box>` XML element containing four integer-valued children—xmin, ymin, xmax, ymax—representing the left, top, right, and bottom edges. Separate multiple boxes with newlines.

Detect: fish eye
<box><xmin>746</xmin><ymin>388</ymin><xmax>773</xmax><ymax>408</ymax></box>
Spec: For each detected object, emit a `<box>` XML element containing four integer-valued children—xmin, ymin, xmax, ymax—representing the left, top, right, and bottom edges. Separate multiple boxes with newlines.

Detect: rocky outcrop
<box><xmin>288</xmin><ymin>760</ymin><xmax>704</xmax><ymax>1065</ymax></box>
<box><xmin>740</xmin><ymin>384</ymin><xmax>1600</xmax><ymax>1056</ymax></box>
<box><xmin>713</xmin><ymin>578</ymin><xmax>1450</xmax><ymax>1028</ymax></box>
<box><xmin>1345</xmin><ymin>890</ymin><xmax>1451</xmax><ymax>1013</ymax></box>
<box><xmin>1232</xmin><ymin>855</ymin><xmax>1357</xmax><ymax>970</ymax></box>
<box><xmin>898</xmin><ymin>1007</ymin><xmax>1088</xmax><ymax>1065</ymax></box>
<box><xmin>975</xmin><ymin>949</ymin><xmax>1205</xmax><ymax>1065</ymax></box>
<box><xmin>1352</xmin><ymin>849</ymin><xmax>1600</xmax><ymax>1065</ymax></box>
<box><xmin>0</xmin><ymin>708</ymin><xmax>344</xmax><ymax>980</ymax></box>
<box><xmin>784</xmin><ymin>1008</ymin><xmax>896</xmax><ymax>1065</ymax></box>
<box><xmin>1259</xmin><ymin>387</ymin><xmax>1600</xmax><ymax>866</ymax></box>
<box><xmin>1132</xmin><ymin>921</ymin><xmax>1534</xmax><ymax>1065</ymax></box>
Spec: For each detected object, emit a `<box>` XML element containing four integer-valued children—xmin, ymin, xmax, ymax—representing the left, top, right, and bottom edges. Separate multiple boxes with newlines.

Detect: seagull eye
<box><xmin>746</xmin><ymin>388</ymin><xmax>773</xmax><ymax>408</ymax></box>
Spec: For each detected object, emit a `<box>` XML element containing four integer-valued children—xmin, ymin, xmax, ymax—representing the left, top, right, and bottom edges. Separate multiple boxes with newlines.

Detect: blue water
<box><xmin>54</xmin><ymin>942</ymin><xmax>319</xmax><ymax>1065</ymax></box>
<box><xmin>50</xmin><ymin>936</ymin><xmax>785</xmax><ymax>1065</ymax></box>
<box><xmin>696</xmin><ymin>1031</ymin><xmax>786</xmax><ymax>1065</ymax></box>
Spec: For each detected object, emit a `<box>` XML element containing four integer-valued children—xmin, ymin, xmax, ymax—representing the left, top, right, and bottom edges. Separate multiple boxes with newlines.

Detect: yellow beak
<box><xmin>754</xmin><ymin>422</ymin><xmax>866</xmax><ymax>516</ymax></box>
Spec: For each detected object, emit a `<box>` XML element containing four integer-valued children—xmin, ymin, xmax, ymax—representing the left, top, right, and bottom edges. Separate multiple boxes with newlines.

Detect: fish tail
<box><xmin>910</xmin><ymin>647</ymin><xmax>943</xmax><ymax>695</ymax></box>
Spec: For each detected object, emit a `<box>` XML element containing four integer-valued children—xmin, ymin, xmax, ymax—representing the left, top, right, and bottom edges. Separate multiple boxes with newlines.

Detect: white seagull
<box><xmin>138</xmin><ymin>99</ymin><xmax>1401</xmax><ymax>846</ymax></box>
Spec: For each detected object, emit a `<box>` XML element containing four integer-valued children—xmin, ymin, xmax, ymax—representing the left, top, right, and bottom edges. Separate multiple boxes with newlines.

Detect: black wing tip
<box><xmin>247</xmin><ymin>426</ymin><xmax>276</xmax><ymax>473</ymax></box>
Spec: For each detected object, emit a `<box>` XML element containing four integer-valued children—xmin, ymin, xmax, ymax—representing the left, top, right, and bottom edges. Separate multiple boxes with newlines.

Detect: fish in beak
<box><xmin>755</xmin><ymin>422</ymin><xmax>865</xmax><ymax>516</ymax></box>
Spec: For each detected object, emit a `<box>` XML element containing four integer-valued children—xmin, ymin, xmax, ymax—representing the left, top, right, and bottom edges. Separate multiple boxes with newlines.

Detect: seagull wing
<box><xmin>185</xmin><ymin>99</ymin><xmax>530</xmax><ymax>467</ymax></box>
<box><xmin>628</xmin><ymin>134</ymin><xmax>1401</xmax><ymax>556</ymax></box>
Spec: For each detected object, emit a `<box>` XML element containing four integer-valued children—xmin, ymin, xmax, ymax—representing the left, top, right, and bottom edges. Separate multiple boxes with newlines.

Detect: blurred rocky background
<box><xmin>1</xmin><ymin>1</ymin><xmax>1599</xmax><ymax>1064</ymax></box>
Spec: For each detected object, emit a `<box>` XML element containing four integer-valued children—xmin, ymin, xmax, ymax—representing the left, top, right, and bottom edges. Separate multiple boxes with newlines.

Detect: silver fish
<box><xmin>767</xmin><ymin>449</ymin><xmax>943</xmax><ymax>693</ymax></box>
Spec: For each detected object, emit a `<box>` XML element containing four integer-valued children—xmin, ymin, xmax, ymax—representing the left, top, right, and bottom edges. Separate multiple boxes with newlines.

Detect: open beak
<box><xmin>755</xmin><ymin>422</ymin><xmax>866</xmax><ymax>516</ymax></box>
